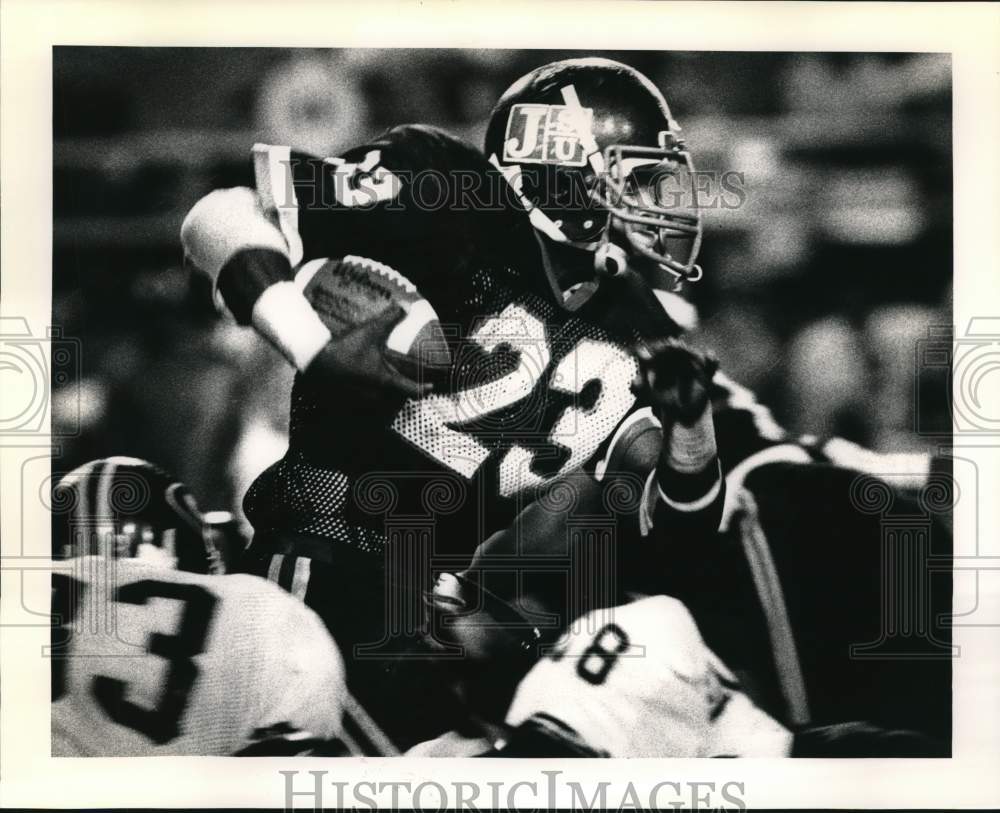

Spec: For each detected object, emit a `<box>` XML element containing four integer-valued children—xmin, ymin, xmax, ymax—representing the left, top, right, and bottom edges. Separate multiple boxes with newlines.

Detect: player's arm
<box><xmin>710</xmin><ymin>368</ymin><xmax>939</xmax><ymax>482</ymax></box>
<box><xmin>180</xmin><ymin>164</ymin><xmax>451</xmax><ymax>402</ymax></box>
<box><xmin>709</xmin><ymin>370</ymin><xmax>947</xmax><ymax>530</ymax></box>
<box><xmin>181</xmin><ymin>126</ymin><xmax>496</xmax><ymax>394</ymax></box>
<box><xmin>181</xmin><ymin>191</ymin><xmax>427</xmax><ymax>402</ymax></box>
<box><xmin>251</xmin><ymin>124</ymin><xmax>511</xmax><ymax>284</ymax></box>
<box><xmin>183</xmin><ymin>126</ymin><xmax>459</xmax><ymax>320</ymax></box>
<box><xmin>625</xmin><ymin>339</ymin><xmax>726</xmax><ymax>540</ymax></box>
<box><xmin>181</xmin><ymin>184</ymin><xmax>322</xmax><ymax>366</ymax></box>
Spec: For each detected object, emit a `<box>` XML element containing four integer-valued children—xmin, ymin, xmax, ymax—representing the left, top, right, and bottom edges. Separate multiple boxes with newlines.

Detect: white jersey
<box><xmin>51</xmin><ymin>557</ymin><xmax>345</xmax><ymax>756</ymax></box>
<box><xmin>505</xmin><ymin>595</ymin><xmax>791</xmax><ymax>757</ymax></box>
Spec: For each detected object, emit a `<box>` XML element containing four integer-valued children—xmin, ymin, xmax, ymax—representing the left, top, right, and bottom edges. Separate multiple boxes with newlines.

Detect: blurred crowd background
<box><xmin>52</xmin><ymin>48</ymin><xmax>952</xmax><ymax>520</ymax></box>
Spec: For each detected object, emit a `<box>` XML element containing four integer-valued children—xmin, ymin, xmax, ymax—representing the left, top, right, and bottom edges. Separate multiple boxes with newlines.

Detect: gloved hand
<box><xmin>632</xmin><ymin>338</ymin><xmax>718</xmax><ymax>426</ymax></box>
<box><xmin>303</xmin><ymin>305</ymin><xmax>433</xmax><ymax>407</ymax></box>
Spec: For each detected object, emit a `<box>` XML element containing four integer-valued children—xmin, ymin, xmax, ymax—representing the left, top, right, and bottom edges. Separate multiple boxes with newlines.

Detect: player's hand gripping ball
<box><xmin>300</xmin><ymin>255</ymin><xmax>453</xmax><ymax>403</ymax></box>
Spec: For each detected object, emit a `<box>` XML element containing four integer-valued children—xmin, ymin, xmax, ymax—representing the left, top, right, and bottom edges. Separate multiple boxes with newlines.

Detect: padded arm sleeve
<box><xmin>181</xmin><ymin>186</ymin><xmax>291</xmax><ymax>285</ymax></box>
<box><xmin>180</xmin><ymin>187</ymin><xmax>331</xmax><ymax>371</ymax></box>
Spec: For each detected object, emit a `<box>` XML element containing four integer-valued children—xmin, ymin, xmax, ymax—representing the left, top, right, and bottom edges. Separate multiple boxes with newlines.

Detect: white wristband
<box><xmin>658</xmin><ymin>474</ymin><xmax>722</xmax><ymax>513</ymax></box>
<box><xmin>251</xmin><ymin>281</ymin><xmax>332</xmax><ymax>371</ymax></box>
<box><xmin>666</xmin><ymin>405</ymin><xmax>717</xmax><ymax>474</ymax></box>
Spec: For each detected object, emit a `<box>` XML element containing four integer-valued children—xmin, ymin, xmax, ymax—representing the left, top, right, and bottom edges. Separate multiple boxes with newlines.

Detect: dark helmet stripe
<box><xmin>94</xmin><ymin>458</ymin><xmax>117</xmax><ymax>522</ymax></box>
<box><xmin>86</xmin><ymin>459</ymin><xmax>108</xmax><ymax>555</ymax></box>
<box><xmin>60</xmin><ymin>459</ymin><xmax>98</xmax><ymax>547</ymax></box>
<box><xmin>164</xmin><ymin>482</ymin><xmax>204</xmax><ymax>532</ymax></box>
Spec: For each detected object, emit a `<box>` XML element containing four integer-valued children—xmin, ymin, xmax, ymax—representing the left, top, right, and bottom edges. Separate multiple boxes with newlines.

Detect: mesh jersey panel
<box><xmin>243</xmin><ymin>452</ymin><xmax>386</xmax><ymax>554</ymax></box>
<box><xmin>51</xmin><ymin>557</ymin><xmax>345</xmax><ymax>756</ymax></box>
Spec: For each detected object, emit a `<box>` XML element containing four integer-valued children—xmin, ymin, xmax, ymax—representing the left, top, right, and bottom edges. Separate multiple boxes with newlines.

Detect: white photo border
<box><xmin>2</xmin><ymin>1</ymin><xmax>999</xmax><ymax>809</ymax></box>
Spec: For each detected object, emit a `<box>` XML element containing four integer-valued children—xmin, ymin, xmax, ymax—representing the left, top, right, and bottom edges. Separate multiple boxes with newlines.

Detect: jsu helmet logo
<box><xmin>503</xmin><ymin>103</ymin><xmax>593</xmax><ymax>166</ymax></box>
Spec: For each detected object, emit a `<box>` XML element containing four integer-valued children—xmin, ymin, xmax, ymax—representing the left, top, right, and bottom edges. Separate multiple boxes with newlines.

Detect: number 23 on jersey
<box><xmin>392</xmin><ymin>304</ymin><xmax>638</xmax><ymax>496</ymax></box>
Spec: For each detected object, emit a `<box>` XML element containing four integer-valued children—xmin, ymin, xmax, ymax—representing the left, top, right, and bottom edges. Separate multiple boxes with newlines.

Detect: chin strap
<box><xmin>594</xmin><ymin>241</ymin><xmax>629</xmax><ymax>277</ymax></box>
<box><xmin>488</xmin><ymin>153</ymin><xmax>570</xmax><ymax>244</ymax></box>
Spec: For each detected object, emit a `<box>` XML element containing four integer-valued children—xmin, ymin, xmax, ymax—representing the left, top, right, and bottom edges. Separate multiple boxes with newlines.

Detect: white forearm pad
<box><xmin>180</xmin><ymin>187</ymin><xmax>290</xmax><ymax>283</ymax></box>
<box><xmin>251</xmin><ymin>281</ymin><xmax>332</xmax><ymax>371</ymax></box>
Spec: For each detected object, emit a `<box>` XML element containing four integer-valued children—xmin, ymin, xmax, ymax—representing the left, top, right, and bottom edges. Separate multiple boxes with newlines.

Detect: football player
<box><xmin>50</xmin><ymin>457</ymin><xmax>350</xmax><ymax>756</ymax></box>
<box><xmin>181</xmin><ymin>58</ymin><xmax>732</xmax><ymax>743</ymax></box>
<box><xmin>423</xmin><ymin>575</ymin><xmax>790</xmax><ymax>755</ymax></box>
<box><xmin>182</xmin><ymin>59</ymin><xmax>727</xmax><ymax>544</ymax></box>
<box><xmin>424</xmin><ymin>458</ymin><xmax>952</xmax><ymax>752</ymax></box>
<box><xmin>180</xmin><ymin>57</ymin><xmax>944</xmax><ymax>746</ymax></box>
<box><xmin>408</xmin><ymin>594</ymin><xmax>789</xmax><ymax>757</ymax></box>
<box><xmin>449</xmin><ymin>595</ymin><xmax>792</xmax><ymax>757</ymax></box>
<box><xmin>412</xmin><ymin>593</ymin><xmax>944</xmax><ymax>758</ymax></box>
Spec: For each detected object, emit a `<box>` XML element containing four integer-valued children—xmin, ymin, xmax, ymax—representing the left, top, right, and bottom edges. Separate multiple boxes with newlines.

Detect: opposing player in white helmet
<box><xmin>50</xmin><ymin>457</ymin><xmax>349</xmax><ymax>756</ymax></box>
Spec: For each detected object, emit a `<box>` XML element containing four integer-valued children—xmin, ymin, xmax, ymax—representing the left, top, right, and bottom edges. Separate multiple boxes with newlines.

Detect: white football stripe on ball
<box><xmin>343</xmin><ymin>254</ymin><xmax>418</xmax><ymax>295</ymax></box>
<box><xmin>386</xmin><ymin>298</ymin><xmax>437</xmax><ymax>355</ymax></box>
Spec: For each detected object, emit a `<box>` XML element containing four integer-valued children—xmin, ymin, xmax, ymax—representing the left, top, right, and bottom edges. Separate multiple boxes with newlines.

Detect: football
<box><xmin>296</xmin><ymin>254</ymin><xmax>452</xmax><ymax>377</ymax></box>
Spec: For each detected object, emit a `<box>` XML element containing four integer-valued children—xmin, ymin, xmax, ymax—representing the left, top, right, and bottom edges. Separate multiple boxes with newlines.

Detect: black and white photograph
<box><xmin>2</xmin><ymin>2</ymin><xmax>999</xmax><ymax>810</ymax></box>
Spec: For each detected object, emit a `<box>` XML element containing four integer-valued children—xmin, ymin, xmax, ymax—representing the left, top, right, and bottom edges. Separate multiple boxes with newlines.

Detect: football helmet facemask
<box><xmin>485</xmin><ymin>58</ymin><xmax>703</xmax><ymax>301</ymax></box>
<box><xmin>52</xmin><ymin>456</ymin><xmax>224</xmax><ymax>574</ymax></box>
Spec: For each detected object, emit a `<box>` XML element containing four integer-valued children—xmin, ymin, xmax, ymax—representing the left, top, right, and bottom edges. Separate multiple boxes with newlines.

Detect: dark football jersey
<box><xmin>241</xmin><ymin>124</ymin><xmax>935</xmax><ymax>570</ymax></box>
<box><xmin>244</xmin><ymin>125</ymin><xmax>689</xmax><ymax>564</ymax></box>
